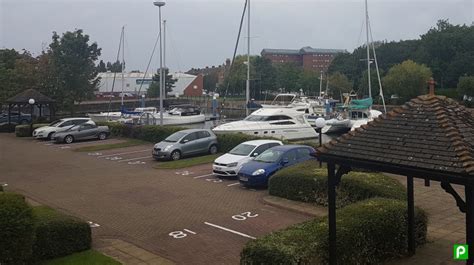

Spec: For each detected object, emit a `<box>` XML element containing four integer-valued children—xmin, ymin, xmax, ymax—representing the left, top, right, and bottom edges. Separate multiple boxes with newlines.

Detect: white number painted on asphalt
<box><xmin>232</xmin><ymin>211</ymin><xmax>259</xmax><ymax>221</ymax></box>
<box><xmin>106</xmin><ymin>156</ymin><xmax>122</xmax><ymax>161</ymax></box>
<box><xmin>206</xmin><ymin>178</ymin><xmax>223</xmax><ymax>183</ymax></box>
<box><xmin>175</xmin><ymin>170</ymin><xmax>192</xmax><ymax>176</ymax></box>
<box><xmin>169</xmin><ymin>229</ymin><xmax>196</xmax><ymax>239</ymax></box>
<box><xmin>88</xmin><ymin>152</ymin><xmax>102</xmax><ymax>156</ymax></box>
<box><xmin>128</xmin><ymin>161</ymin><xmax>146</xmax><ymax>165</ymax></box>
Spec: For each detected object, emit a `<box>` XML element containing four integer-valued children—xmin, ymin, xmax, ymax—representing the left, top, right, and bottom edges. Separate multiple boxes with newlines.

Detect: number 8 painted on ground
<box><xmin>169</xmin><ymin>231</ymin><xmax>187</xmax><ymax>239</ymax></box>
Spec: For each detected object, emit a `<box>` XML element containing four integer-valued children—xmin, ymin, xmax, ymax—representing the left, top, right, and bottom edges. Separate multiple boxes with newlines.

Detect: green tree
<box><xmin>327</xmin><ymin>72</ymin><xmax>352</xmax><ymax>98</ymax></box>
<box><xmin>275</xmin><ymin>63</ymin><xmax>302</xmax><ymax>92</ymax></box>
<box><xmin>148</xmin><ymin>68</ymin><xmax>177</xmax><ymax>97</ymax></box>
<box><xmin>203</xmin><ymin>71</ymin><xmax>218</xmax><ymax>93</ymax></box>
<box><xmin>218</xmin><ymin>55</ymin><xmax>255</xmax><ymax>97</ymax></box>
<box><xmin>253</xmin><ymin>56</ymin><xmax>277</xmax><ymax>98</ymax></box>
<box><xmin>46</xmin><ymin>29</ymin><xmax>101</xmax><ymax>113</ymax></box>
<box><xmin>359</xmin><ymin>69</ymin><xmax>385</xmax><ymax>99</ymax></box>
<box><xmin>297</xmin><ymin>71</ymin><xmax>320</xmax><ymax>96</ymax></box>
<box><xmin>382</xmin><ymin>60</ymin><xmax>432</xmax><ymax>102</ymax></box>
<box><xmin>457</xmin><ymin>76</ymin><xmax>474</xmax><ymax>97</ymax></box>
<box><xmin>106</xmin><ymin>60</ymin><xmax>124</xmax><ymax>73</ymax></box>
<box><xmin>97</xmin><ymin>60</ymin><xmax>107</xmax><ymax>72</ymax></box>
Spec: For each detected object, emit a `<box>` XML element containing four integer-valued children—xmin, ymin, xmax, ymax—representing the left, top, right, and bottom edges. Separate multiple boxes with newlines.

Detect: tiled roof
<box><xmin>261</xmin><ymin>48</ymin><xmax>300</xmax><ymax>55</ymax></box>
<box><xmin>318</xmin><ymin>94</ymin><xmax>474</xmax><ymax>177</ymax></box>
<box><xmin>6</xmin><ymin>88</ymin><xmax>55</xmax><ymax>104</ymax></box>
<box><xmin>299</xmin><ymin>47</ymin><xmax>347</xmax><ymax>54</ymax></box>
<box><xmin>261</xmin><ymin>47</ymin><xmax>347</xmax><ymax>56</ymax></box>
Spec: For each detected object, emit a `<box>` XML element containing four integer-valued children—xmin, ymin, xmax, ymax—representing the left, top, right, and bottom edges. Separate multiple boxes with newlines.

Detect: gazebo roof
<box><xmin>318</xmin><ymin>94</ymin><xmax>474</xmax><ymax>183</ymax></box>
<box><xmin>6</xmin><ymin>89</ymin><xmax>55</xmax><ymax>104</ymax></box>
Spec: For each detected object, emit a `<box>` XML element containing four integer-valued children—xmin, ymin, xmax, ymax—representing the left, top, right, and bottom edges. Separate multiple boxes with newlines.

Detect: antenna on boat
<box><xmin>121</xmin><ymin>25</ymin><xmax>125</xmax><ymax>106</ymax></box>
<box><xmin>365</xmin><ymin>0</ymin><xmax>372</xmax><ymax>99</ymax></box>
<box><xmin>106</xmin><ymin>26</ymin><xmax>125</xmax><ymax>120</ymax></box>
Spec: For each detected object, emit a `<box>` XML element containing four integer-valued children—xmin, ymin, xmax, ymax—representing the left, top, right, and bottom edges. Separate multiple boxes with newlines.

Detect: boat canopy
<box><xmin>338</xmin><ymin>97</ymin><xmax>373</xmax><ymax>110</ymax></box>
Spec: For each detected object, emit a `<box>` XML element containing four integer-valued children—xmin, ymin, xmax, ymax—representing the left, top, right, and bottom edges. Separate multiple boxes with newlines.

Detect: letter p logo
<box><xmin>454</xmin><ymin>244</ymin><xmax>469</xmax><ymax>260</ymax></box>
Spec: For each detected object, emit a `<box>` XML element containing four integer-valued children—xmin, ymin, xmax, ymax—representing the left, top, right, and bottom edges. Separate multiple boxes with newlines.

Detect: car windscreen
<box><xmin>254</xmin><ymin>149</ymin><xmax>284</xmax><ymax>163</ymax></box>
<box><xmin>49</xmin><ymin>120</ymin><xmax>62</xmax><ymax>126</ymax></box>
<box><xmin>164</xmin><ymin>131</ymin><xmax>187</xmax><ymax>142</ymax></box>
<box><xmin>229</xmin><ymin>144</ymin><xmax>256</xmax><ymax>156</ymax></box>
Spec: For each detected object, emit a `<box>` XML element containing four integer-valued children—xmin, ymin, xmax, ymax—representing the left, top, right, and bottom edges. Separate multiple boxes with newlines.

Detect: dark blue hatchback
<box><xmin>238</xmin><ymin>145</ymin><xmax>316</xmax><ymax>187</ymax></box>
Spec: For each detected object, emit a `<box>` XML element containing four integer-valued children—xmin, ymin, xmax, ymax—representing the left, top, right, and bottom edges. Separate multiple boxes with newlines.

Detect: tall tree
<box><xmin>106</xmin><ymin>60</ymin><xmax>124</xmax><ymax>73</ymax></box>
<box><xmin>382</xmin><ymin>60</ymin><xmax>432</xmax><ymax>102</ymax></box>
<box><xmin>327</xmin><ymin>72</ymin><xmax>352</xmax><ymax>98</ymax></box>
<box><xmin>297</xmin><ymin>71</ymin><xmax>320</xmax><ymax>96</ymax></box>
<box><xmin>46</xmin><ymin>29</ymin><xmax>101</xmax><ymax>113</ymax></box>
<box><xmin>253</xmin><ymin>56</ymin><xmax>277</xmax><ymax>98</ymax></box>
<box><xmin>275</xmin><ymin>63</ymin><xmax>301</xmax><ymax>92</ymax></box>
<box><xmin>97</xmin><ymin>60</ymin><xmax>107</xmax><ymax>72</ymax></box>
<box><xmin>457</xmin><ymin>76</ymin><xmax>474</xmax><ymax>97</ymax></box>
<box><xmin>148</xmin><ymin>68</ymin><xmax>177</xmax><ymax>97</ymax></box>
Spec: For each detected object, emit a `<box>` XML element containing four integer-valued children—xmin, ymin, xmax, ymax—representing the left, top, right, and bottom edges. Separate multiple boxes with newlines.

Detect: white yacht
<box><xmin>212</xmin><ymin>108</ymin><xmax>318</xmax><ymax>140</ymax></box>
<box><xmin>136</xmin><ymin>105</ymin><xmax>206</xmax><ymax>126</ymax></box>
<box><xmin>88</xmin><ymin>107</ymin><xmax>157</xmax><ymax>123</ymax></box>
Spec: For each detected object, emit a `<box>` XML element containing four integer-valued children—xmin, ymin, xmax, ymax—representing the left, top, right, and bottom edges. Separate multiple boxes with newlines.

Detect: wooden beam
<box><xmin>441</xmin><ymin>182</ymin><xmax>466</xmax><ymax>213</ymax></box>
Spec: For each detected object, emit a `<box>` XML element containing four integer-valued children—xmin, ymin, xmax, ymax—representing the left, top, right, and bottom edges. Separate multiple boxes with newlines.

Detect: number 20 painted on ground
<box><xmin>232</xmin><ymin>212</ymin><xmax>258</xmax><ymax>221</ymax></box>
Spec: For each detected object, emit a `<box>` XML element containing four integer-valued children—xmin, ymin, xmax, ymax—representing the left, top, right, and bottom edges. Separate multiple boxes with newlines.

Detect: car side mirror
<box><xmin>281</xmin><ymin>158</ymin><xmax>289</xmax><ymax>165</ymax></box>
<box><xmin>182</xmin><ymin>139</ymin><xmax>189</xmax><ymax>143</ymax></box>
<box><xmin>252</xmin><ymin>152</ymin><xmax>258</xmax><ymax>157</ymax></box>
<box><xmin>310</xmin><ymin>151</ymin><xmax>317</xmax><ymax>157</ymax></box>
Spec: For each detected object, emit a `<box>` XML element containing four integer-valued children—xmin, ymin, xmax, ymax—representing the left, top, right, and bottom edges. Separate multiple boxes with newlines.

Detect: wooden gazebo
<box><xmin>6</xmin><ymin>89</ymin><xmax>55</xmax><ymax>124</ymax></box>
<box><xmin>317</xmin><ymin>85</ymin><xmax>474</xmax><ymax>264</ymax></box>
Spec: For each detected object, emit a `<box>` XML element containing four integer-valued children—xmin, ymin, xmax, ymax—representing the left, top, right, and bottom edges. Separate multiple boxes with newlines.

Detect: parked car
<box><xmin>152</xmin><ymin>129</ymin><xmax>218</xmax><ymax>161</ymax></box>
<box><xmin>213</xmin><ymin>140</ymin><xmax>283</xmax><ymax>177</ymax></box>
<box><xmin>33</xmin><ymin>118</ymin><xmax>92</xmax><ymax>140</ymax></box>
<box><xmin>51</xmin><ymin>122</ymin><xmax>110</xmax><ymax>144</ymax></box>
<box><xmin>238</xmin><ymin>145</ymin><xmax>316</xmax><ymax>187</ymax></box>
<box><xmin>0</xmin><ymin>112</ymin><xmax>31</xmax><ymax>125</ymax></box>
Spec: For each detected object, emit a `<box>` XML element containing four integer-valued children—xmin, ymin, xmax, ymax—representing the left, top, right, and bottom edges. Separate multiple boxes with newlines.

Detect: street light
<box><xmin>153</xmin><ymin>0</ymin><xmax>165</xmax><ymax>125</ymax></box>
<box><xmin>315</xmin><ymin>117</ymin><xmax>326</xmax><ymax>168</ymax></box>
<box><xmin>28</xmin><ymin>98</ymin><xmax>35</xmax><ymax>136</ymax></box>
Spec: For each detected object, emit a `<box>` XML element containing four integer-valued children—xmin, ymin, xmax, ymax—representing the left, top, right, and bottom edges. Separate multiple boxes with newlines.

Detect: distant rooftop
<box><xmin>261</xmin><ymin>46</ymin><xmax>347</xmax><ymax>55</ymax></box>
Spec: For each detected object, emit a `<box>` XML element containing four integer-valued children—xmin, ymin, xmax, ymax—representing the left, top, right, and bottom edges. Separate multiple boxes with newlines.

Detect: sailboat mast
<box><xmin>246</xmin><ymin>0</ymin><xmax>250</xmax><ymax>116</ymax></box>
<box><xmin>163</xmin><ymin>20</ymin><xmax>166</xmax><ymax>70</ymax></box>
<box><xmin>121</xmin><ymin>26</ymin><xmax>125</xmax><ymax>106</ymax></box>
<box><xmin>365</xmin><ymin>0</ymin><xmax>371</xmax><ymax>99</ymax></box>
<box><xmin>369</xmin><ymin>21</ymin><xmax>387</xmax><ymax>114</ymax></box>
<box><xmin>319</xmin><ymin>71</ymin><xmax>323</xmax><ymax>97</ymax></box>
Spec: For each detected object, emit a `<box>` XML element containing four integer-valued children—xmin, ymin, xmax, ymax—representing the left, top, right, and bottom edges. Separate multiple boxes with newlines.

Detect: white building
<box><xmin>97</xmin><ymin>71</ymin><xmax>203</xmax><ymax>97</ymax></box>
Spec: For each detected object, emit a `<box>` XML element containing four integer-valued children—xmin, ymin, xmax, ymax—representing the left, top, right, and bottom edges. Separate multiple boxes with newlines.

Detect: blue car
<box><xmin>238</xmin><ymin>145</ymin><xmax>316</xmax><ymax>187</ymax></box>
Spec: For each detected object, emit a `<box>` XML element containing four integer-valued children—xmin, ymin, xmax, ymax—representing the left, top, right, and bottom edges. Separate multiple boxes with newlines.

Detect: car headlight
<box><xmin>227</xmin><ymin>162</ymin><xmax>238</xmax><ymax>167</ymax></box>
<box><xmin>164</xmin><ymin>145</ymin><xmax>172</xmax><ymax>151</ymax></box>
<box><xmin>252</xmin><ymin>169</ymin><xmax>265</xmax><ymax>176</ymax></box>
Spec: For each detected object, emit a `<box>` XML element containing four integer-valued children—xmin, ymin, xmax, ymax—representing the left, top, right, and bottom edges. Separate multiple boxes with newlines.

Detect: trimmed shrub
<box><xmin>0</xmin><ymin>192</ymin><xmax>35</xmax><ymax>265</ymax></box>
<box><xmin>15</xmin><ymin>123</ymin><xmax>49</xmax><ymax>137</ymax></box>
<box><xmin>0</xmin><ymin>123</ymin><xmax>16</xmax><ymax>133</ymax></box>
<box><xmin>241</xmin><ymin>198</ymin><xmax>428</xmax><ymax>265</ymax></box>
<box><xmin>269</xmin><ymin>161</ymin><xmax>405</xmax><ymax>208</ymax></box>
<box><xmin>32</xmin><ymin>206</ymin><xmax>91</xmax><ymax>260</ymax></box>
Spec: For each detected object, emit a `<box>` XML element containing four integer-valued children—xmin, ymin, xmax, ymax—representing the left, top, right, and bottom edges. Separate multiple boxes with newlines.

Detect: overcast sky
<box><xmin>1</xmin><ymin>0</ymin><xmax>472</xmax><ymax>73</ymax></box>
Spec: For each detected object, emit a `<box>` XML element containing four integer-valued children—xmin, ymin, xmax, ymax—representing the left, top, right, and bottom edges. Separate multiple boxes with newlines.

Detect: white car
<box><xmin>213</xmin><ymin>140</ymin><xmax>283</xmax><ymax>177</ymax></box>
<box><xmin>33</xmin><ymin>118</ymin><xmax>93</xmax><ymax>140</ymax></box>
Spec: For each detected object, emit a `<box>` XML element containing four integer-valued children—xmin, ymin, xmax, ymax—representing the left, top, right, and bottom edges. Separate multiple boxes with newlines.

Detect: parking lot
<box><xmin>0</xmin><ymin>134</ymin><xmax>311</xmax><ymax>264</ymax></box>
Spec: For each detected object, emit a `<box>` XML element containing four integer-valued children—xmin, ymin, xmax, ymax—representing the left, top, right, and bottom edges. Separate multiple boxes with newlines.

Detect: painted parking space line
<box><xmin>97</xmin><ymin>149</ymin><xmax>150</xmax><ymax>158</ymax></box>
<box><xmin>193</xmin><ymin>174</ymin><xmax>214</xmax><ymax>179</ymax></box>
<box><xmin>117</xmin><ymin>156</ymin><xmax>151</xmax><ymax>163</ymax></box>
<box><xmin>227</xmin><ymin>182</ymin><xmax>240</xmax><ymax>187</ymax></box>
<box><xmin>204</xmin><ymin>222</ymin><xmax>256</xmax><ymax>239</ymax></box>
<box><xmin>55</xmin><ymin>140</ymin><xmax>112</xmax><ymax>147</ymax></box>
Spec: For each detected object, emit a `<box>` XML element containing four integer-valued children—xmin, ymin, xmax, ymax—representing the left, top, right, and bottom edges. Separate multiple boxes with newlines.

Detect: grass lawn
<box><xmin>154</xmin><ymin>154</ymin><xmax>220</xmax><ymax>169</ymax></box>
<box><xmin>42</xmin><ymin>250</ymin><xmax>121</xmax><ymax>265</ymax></box>
<box><xmin>74</xmin><ymin>139</ymin><xmax>149</xmax><ymax>152</ymax></box>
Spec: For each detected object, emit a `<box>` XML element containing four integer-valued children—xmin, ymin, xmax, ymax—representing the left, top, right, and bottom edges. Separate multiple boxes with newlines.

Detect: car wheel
<box><xmin>47</xmin><ymin>132</ymin><xmax>55</xmax><ymax>140</ymax></box>
<box><xmin>209</xmin><ymin>144</ymin><xmax>218</xmax><ymax>154</ymax></box>
<box><xmin>170</xmin><ymin>150</ymin><xmax>181</xmax><ymax>161</ymax></box>
<box><xmin>98</xmin><ymin>132</ymin><xmax>107</xmax><ymax>140</ymax></box>
<box><xmin>64</xmin><ymin>135</ymin><xmax>74</xmax><ymax>144</ymax></box>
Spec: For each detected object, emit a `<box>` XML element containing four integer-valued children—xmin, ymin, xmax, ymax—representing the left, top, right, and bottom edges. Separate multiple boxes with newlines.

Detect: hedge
<box><xmin>0</xmin><ymin>123</ymin><xmax>16</xmax><ymax>133</ymax></box>
<box><xmin>241</xmin><ymin>198</ymin><xmax>428</xmax><ymax>265</ymax></box>
<box><xmin>15</xmin><ymin>123</ymin><xmax>49</xmax><ymax>137</ymax></box>
<box><xmin>269</xmin><ymin>161</ymin><xmax>405</xmax><ymax>208</ymax></box>
<box><xmin>32</xmin><ymin>206</ymin><xmax>91</xmax><ymax>260</ymax></box>
<box><xmin>97</xmin><ymin>122</ymin><xmax>283</xmax><ymax>153</ymax></box>
<box><xmin>0</xmin><ymin>192</ymin><xmax>35</xmax><ymax>265</ymax></box>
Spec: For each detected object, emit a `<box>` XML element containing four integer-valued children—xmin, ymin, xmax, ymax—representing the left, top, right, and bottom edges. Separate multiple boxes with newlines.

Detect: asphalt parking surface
<box><xmin>0</xmin><ymin>134</ymin><xmax>311</xmax><ymax>264</ymax></box>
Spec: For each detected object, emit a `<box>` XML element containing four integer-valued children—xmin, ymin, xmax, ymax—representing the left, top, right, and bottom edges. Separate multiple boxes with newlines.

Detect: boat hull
<box><xmin>139</xmin><ymin>113</ymin><xmax>206</xmax><ymax>126</ymax></box>
<box><xmin>212</xmin><ymin>121</ymin><xmax>318</xmax><ymax>140</ymax></box>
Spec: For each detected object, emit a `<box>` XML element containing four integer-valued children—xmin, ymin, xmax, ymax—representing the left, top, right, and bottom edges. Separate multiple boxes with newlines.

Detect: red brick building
<box><xmin>261</xmin><ymin>46</ymin><xmax>346</xmax><ymax>72</ymax></box>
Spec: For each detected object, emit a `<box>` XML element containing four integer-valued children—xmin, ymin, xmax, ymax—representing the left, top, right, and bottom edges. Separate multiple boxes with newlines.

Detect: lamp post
<box><xmin>153</xmin><ymin>0</ymin><xmax>165</xmax><ymax>125</ymax></box>
<box><xmin>28</xmin><ymin>98</ymin><xmax>35</xmax><ymax>136</ymax></box>
<box><xmin>315</xmin><ymin>117</ymin><xmax>326</xmax><ymax>168</ymax></box>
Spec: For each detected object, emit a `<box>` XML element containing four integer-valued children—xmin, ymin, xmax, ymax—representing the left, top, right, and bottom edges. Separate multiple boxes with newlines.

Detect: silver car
<box><xmin>153</xmin><ymin>129</ymin><xmax>218</xmax><ymax>161</ymax></box>
<box><xmin>52</xmin><ymin>123</ymin><xmax>110</xmax><ymax>144</ymax></box>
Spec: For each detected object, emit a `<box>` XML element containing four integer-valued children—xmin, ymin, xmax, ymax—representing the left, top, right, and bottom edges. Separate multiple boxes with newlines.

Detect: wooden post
<box><xmin>466</xmin><ymin>185</ymin><xmax>473</xmax><ymax>265</ymax></box>
<box><xmin>328</xmin><ymin>163</ymin><xmax>337</xmax><ymax>265</ymax></box>
<box><xmin>407</xmin><ymin>176</ymin><xmax>415</xmax><ymax>255</ymax></box>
